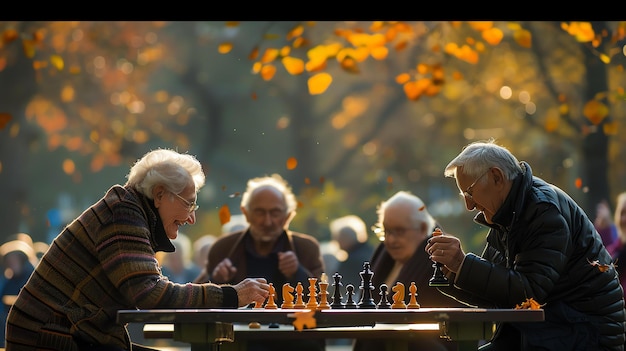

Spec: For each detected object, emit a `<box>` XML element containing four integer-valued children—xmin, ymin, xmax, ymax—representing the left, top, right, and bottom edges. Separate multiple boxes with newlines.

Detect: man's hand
<box><xmin>211</xmin><ymin>258</ymin><xmax>237</xmax><ymax>283</ymax></box>
<box><xmin>425</xmin><ymin>232</ymin><xmax>466</xmax><ymax>274</ymax></box>
<box><xmin>277</xmin><ymin>251</ymin><xmax>299</xmax><ymax>278</ymax></box>
<box><xmin>233</xmin><ymin>278</ymin><xmax>269</xmax><ymax>307</ymax></box>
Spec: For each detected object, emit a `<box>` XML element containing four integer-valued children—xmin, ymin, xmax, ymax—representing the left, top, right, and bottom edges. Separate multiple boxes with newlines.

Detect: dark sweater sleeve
<box><xmin>221</xmin><ymin>286</ymin><xmax>239</xmax><ymax>308</ymax></box>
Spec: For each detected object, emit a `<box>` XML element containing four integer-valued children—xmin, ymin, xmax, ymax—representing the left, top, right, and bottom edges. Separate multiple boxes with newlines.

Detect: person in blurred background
<box><xmin>0</xmin><ymin>233</ymin><xmax>37</xmax><ymax>348</ymax></box>
<box><xmin>160</xmin><ymin>232</ymin><xmax>201</xmax><ymax>284</ymax></box>
<box><xmin>195</xmin><ymin>173</ymin><xmax>325</xmax><ymax>351</ymax></box>
<box><xmin>329</xmin><ymin>215</ymin><xmax>374</xmax><ymax>294</ymax></box>
<box><xmin>221</xmin><ymin>214</ymin><xmax>248</xmax><ymax>235</ymax></box>
<box><xmin>609</xmin><ymin>192</ymin><xmax>626</xmax><ymax>294</ymax></box>
<box><xmin>595</xmin><ymin>200</ymin><xmax>619</xmax><ymax>255</ymax></box>
<box><xmin>5</xmin><ymin>148</ymin><xmax>269</xmax><ymax>351</ymax></box>
<box><xmin>192</xmin><ymin>234</ymin><xmax>217</xmax><ymax>274</ymax></box>
<box><xmin>353</xmin><ymin>191</ymin><xmax>463</xmax><ymax>351</ymax></box>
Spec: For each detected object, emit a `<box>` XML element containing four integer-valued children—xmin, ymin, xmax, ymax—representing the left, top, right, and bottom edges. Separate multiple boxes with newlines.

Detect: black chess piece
<box><xmin>330</xmin><ymin>272</ymin><xmax>345</xmax><ymax>309</ymax></box>
<box><xmin>377</xmin><ymin>284</ymin><xmax>391</xmax><ymax>309</ymax></box>
<box><xmin>429</xmin><ymin>228</ymin><xmax>450</xmax><ymax>287</ymax></box>
<box><xmin>357</xmin><ymin>262</ymin><xmax>376</xmax><ymax>309</ymax></box>
<box><xmin>344</xmin><ymin>284</ymin><xmax>357</xmax><ymax>308</ymax></box>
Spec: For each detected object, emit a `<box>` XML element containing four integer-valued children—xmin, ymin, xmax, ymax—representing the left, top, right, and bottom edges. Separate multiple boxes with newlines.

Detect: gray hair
<box><xmin>240</xmin><ymin>174</ymin><xmax>298</xmax><ymax>213</ymax></box>
<box><xmin>330</xmin><ymin>215</ymin><xmax>368</xmax><ymax>243</ymax></box>
<box><xmin>375</xmin><ymin>190</ymin><xmax>436</xmax><ymax>234</ymax></box>
<box><xmin>444</xmin><ymin>139</ymin><xmax>523</xmax><ymax>181</ymax></box>
<box><xmin>125</xmin><ymin>148</ymin><xmax>205</xmax><ymax>199</ymax></box>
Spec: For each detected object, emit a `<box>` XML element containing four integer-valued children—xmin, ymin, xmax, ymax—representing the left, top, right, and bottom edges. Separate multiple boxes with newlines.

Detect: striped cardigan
<box><xmin>5</xmin><ymin>185</ymin><xmax>237</xmax><ymax>351</ymax></box>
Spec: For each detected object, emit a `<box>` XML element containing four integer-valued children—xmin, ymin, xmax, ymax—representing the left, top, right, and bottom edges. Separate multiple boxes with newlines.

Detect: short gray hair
<box><xmin>375</xmin><ymin>191</ymin><xmax>436</xmax><ymax>234</ymax></box>
<box><xmin>125</xmin><ymin>148</ymin><xmax>205</xmax><ymax>199</ymax></box>
<box><xmin>444</xmin><ymin>139</ymin><xmax>523</xmax><ymax>181</ymax></box>
<box><xmin>240</xmin><ymin>174</ymin><xmax>298</xmax><ymax>213</ymax></box>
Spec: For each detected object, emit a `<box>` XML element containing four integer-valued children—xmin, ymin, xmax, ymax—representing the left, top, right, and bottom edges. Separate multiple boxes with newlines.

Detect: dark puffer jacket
<box><xmin>439</xmin><ymin>162</ymin><xmax>626</xmax><ymax>350</ymax></box>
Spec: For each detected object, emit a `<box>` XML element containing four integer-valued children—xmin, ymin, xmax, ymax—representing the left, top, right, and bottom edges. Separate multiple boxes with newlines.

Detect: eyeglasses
<box><xmin>170</xmin><ymin>191</ymin><xmax>199</xmax><ymax>213</ymax></box>
<box><xmin>462</xmin><ymin>168</ymin><xmax>490</xmax><ymax>201</ymax></box>
<box><xmin>373</xmin><ymin>227</ymin><xmax>419</xmax><ymax>240</ymax></box>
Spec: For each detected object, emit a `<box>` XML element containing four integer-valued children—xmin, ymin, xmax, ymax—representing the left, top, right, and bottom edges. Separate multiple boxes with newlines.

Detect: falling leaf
<box><xmin>575</xmin><ymin>178</ymin><xmax>583</xmax><ymax>189</ymax></box>
<box><xmin>218</xmin><ymin>42</ymin><xmax>233</xmax><ymax>54</ymax></box>
<box><xmin>260</xmin><ymin>48</ymin><xmax>280</xmax><ymax>64</ymax></box>
<box><xmin>292</xmin><ymin>309</ymin><xmax>316</xmax><ymax>331</ymax></box>
<box><xmin>218</xmin><ymin>204</ymin><xmax>231</xmax><ymax>226</ymax></box>
<box><xmin>308</xmin><ymin>73</ymin><xmax>332</xmax><ymax>95</ymax></box>
<box><xmin>0</xmin><ymin>113</ymin><xmax>12</xmax><ymax>129</ymax></box>
<box><xmin>2</xmin><ymin>29</ymin><xmax>19</xmax><ymax>44</ymax></box>
<box><xmin>248</xmin><ymin>46</ymin><xmax>259</xmax><ymax>60</ymax></box>
<box><xmin>228</xmin><ymin>192</ymin><xmax>241</xmax><ymax>198</ymax></box>
<box><xmin>282</xmin><ymin>56</ymin><xmax>304</xmax><ymax>75</ymax></box>
<box><xmin>50</xmin><ymin>55</ymin><xmax>64</xmax><ymax>70</ymax></box>
<box><xmin>370</xmin><ymin>46</ymin><xmax>388</xmax><ymax>60</ymax></box>
<box><xmin>287</xmin><ymin>24</ymin><xmax>304</xmax><ymax>41</ymax></box>
<box><xmin>587</xmin><ymin>258</ymin><xmax>612</xmax><ymax>272</ymax></box>
<box><xmin>583</xmin><ymin>100</ymin><xmax>609</xmax><ymax>125</ymax></box>
<box><xmin>286</xmin><ymin>157</ymin><xmax>298</xmax><ymax>170</ymax></box>
<box><xmin>395</xmin><ymin>73</ymin><xmax>410</xmax><ymax>84</ymax></box>
<box><xmin>260</xmin><ymin>64</ymin><xmax>276</xmax><ymax>81</ymax></box>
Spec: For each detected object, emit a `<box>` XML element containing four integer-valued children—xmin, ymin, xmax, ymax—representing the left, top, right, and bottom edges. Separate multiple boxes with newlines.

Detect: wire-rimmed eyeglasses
<box><xmin>170</xmin><ymin>191</ymin><xmax>199</xmax><ymax>213</ymax></box>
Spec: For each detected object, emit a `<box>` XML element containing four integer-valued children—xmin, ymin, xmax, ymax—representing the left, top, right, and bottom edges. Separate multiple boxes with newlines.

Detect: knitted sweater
<box><xmin>5</xmin><ymin>185</ymin><xmax>238</xmax><ymax>351</ymax></box>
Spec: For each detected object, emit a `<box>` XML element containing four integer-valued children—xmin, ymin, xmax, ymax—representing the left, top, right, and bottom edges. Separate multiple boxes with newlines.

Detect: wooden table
<box><xmin>117</xmin><ymin>308</ymin><xmax>544</xmax><ymax>351</ymax></box>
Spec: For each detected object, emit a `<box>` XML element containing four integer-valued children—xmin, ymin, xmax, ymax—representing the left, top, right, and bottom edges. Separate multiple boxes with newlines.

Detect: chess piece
<box><xmin>429</xmin><ymin>228</ymin><xmax>450</xmax><ymax>287</ymax></box>
<box><xmin>294</xmin><ymin>282</ymin><xmax>306</xmax><ymax>308</ymax></box>
<box><xmin>357</xmin><ymin>262</ymin><xmax>376</xmax><ymax>309</ymax></box>
<box><xmin>317</xmin><ymin>273</ymin><xmax>331</xmax><ymax>310</ymax></box>
<box><xmin>377</xmin><ymin>284</ymin><xmax>391</xmax><ymax>309</ymax></box>
<box><xmin>306</xmin><ymin>277</ymin><xmax>319</xmax><ymax>309</ymax></box>
<box><xmin>391</xmin><ymin>282</ymin><xmax>407</xmax><ymax>309</ymax></box>
<box><xmin>281</xmin><ymin>283</ymin><xmax>295</xmax><ymax>309</ymax></box>
<box><xmin>330</xmin><ymin>272</ymin><xmax>345</xmax><ymax>309</ymax></box>
<box><xmin>344</xmin><ymin>284</ymin><xmax>357</xmax><ymax>308</ymax></box>
<box><xmin>407</xmin><ymin>282</ymin><xmax>420</xmax><ymax>309</ymax></box>
<box><xmin>265</xmin><ymin>283</ymin><xmax>278</xmax><ymax>309</ymax></box>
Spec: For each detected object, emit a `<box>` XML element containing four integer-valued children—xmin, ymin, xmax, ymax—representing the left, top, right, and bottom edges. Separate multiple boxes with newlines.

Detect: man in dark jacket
<box><xmin>195</xmin><ymin>173</ymin><xmax>325</xmax><ymax>351</ymax></box>
<box><xmin>426</xmin><ymin>139</ymin><xmax>626</xmax><ymax>351</ymax></box>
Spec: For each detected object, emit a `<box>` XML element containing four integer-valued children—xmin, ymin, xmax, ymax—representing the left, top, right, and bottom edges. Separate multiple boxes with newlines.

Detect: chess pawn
<box><xmin>344</xmin><ymin>284</ymin><xmax>357</xmax><ymax>308</ymax></box>
<box><xmin>377</xmin><ymin>284</ymin><xmax>391</xmax><ymax>309</ymax></box>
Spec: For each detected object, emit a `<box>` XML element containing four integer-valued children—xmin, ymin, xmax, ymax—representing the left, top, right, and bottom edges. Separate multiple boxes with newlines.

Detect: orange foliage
<box><xmin>218</xmin><ymin>42</ymin><xmax>233</xmax><ymax>54</ymax></box>
<box><xmin>260</xmin><ymin>48</ymin><xmax>280</xmax><ymax>64</ymax></box>
<box><xmin>0</xmin><ymin>112</ymin><xmax>12</xmax><ymax>129</ymax></box>
<box><xmin>286</xmin><ymin>157</ymin><xmax>298</xmax><ymax>170</ymax></box>
<box><xmin>260</xmin><ymin>64</ymin><xmax>276</xmax><ymax>81</ymax></box>
<box><xmin>282</xmin><ymin>56</ymin><xmax>304</xmax><ymax>75</ymax></box>
<box><xmin>482</xmin><ymin>27</ymin><xmax>503</xmax><ymax>45</ymax></box>
<box><xmin>218</xmin><ymin>204</ymin><xmax>231</xmax><ymax>226</ymax></box>
<box><xmin>515</xmin><ymin>297</ymin><xmax>544</xmax><ymax>310</ymax></box>
<box><xmin>575</xmin><ymin>178</ymin><xmax>583</xmax><ymax>189</ymax></box>
<box><xmin>292</xmin><ymin>310</ymin><xmax>316</xmax><ymax>331</ymax></box>
<box><xmin>583</xmin><ymin>100</ymin><xmax>609</xmax><ymax>125</ymax></box>
<box><xmin>513</xmin><ymin>29</ymin><xmax>532</xmax><ymax>48</ymax></box>
<box><xmin>308</xmin><ymin>73</ymin><xmax>332</xmax><ymax>95</ymax></box>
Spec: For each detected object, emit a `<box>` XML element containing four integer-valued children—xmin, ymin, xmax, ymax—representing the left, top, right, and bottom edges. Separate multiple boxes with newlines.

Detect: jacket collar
<box><xmin>127</xmin><ymin>186</ymin><xmax>175</xmax><ymax>253</ymax></box>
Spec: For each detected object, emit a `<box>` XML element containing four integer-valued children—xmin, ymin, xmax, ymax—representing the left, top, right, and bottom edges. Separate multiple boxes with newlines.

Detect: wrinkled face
<box><xmin>155</xmin><ymin>184</ymin><xmax>197</xmax><ymax>240</ymax></box>
<box><xmin>243</xmin><ymin>187</ymin><xmax>290</xmax><ymax>243</ymax></box>
<box><xmin>456</xmin><ymin>167</ymin><xmax>503</xmax><ymax>224</ymax></box>
<box><xmin>381</xmin><ymin>204</ymin><xmax>425</xmax><ymax>264</ymax></box>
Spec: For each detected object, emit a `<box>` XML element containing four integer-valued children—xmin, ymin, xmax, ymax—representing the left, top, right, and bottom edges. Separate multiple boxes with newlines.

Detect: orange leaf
<box><xmin>308</xmin><ymin>73</ymin><xmax>332</xmax><ymax>95</ymax></box>
<box><xmin>260</xmin><ymin>64</ymin><xmax>276</xmax><ymax>81</ymax></box>
<box><xmin>370</xmin><ymin>46</ymin><xmax>388</xmax><ymax>60</ymax></box>
<box><xmin>287</xmin><ymin>24</ymin><xmax>304</xmax><ymax>41</ymax></box>
<box><xmin>218</xmin><ymin>42</ymin><xmax>233</xmax><ymax>54</ymax></box>
<box><xmin>282</xmin><ymin>56</ymin><xmax>304</xmax><ymax>75</ymax></box>
<box><xmin>2</xmin><ymin>29</ymin><xmax>18</xmax><ymax>44</ymax></box>
<box><xmin>339</xmin><ymin>56</ymin><xmax>359</xmax><ymax>73</ymax></box>
<box><xmin>513</xmin><ymin>29</ymin><xmax>532</xmax><ymax>48</ymax></box>
<box><xmin>292</xmin><ymin>310</ymin><xmax>316</xmax><ymax>331</ymax></box>
<box><xmin>482</xmin><ymin>27</ymin><xmax>503</xmax><ymax>45</ymax></box>
<box><xmin>248</xmin><ymin>46</ymin><xmax>259</xmax><ymax>60</ymax></box>
<box><xmin>0</xmin><ymin>112</ymin><xmax>12</xmax><ymax>129</ymax></box>
<box><xmin>395</xmin><ymin>73</ymin><xmax>410</xmax><ymax>84</ymax></box>
<box><xmin>286</xmin><ymin>157</ymin><xmax>298</xmax><ymax>170</ymax></box>
<box><xmin>575</xmin><ymin>178</ymin><xmax>583</xmax><ymax>189</ymax></box>
<box><xmin>583</xmin><ymin>100</ymin><xmax>609</xmax><ymax>125</ymax></box>
<box><xmin>260</xmin><ymin>48</ymin><xmax>280</xmax><ymax>64</ymax></box>
<box><xmin>218</xmin><ymin>205</ymin><xmax>232</xmax><ymax>226</ymax></box>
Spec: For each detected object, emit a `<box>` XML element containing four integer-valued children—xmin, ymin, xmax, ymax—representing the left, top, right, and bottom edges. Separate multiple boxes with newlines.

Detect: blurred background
<box><xmin>1</xmin><ymin>20</ymin><xmax>625</xmax><ymax>256</ymax></box>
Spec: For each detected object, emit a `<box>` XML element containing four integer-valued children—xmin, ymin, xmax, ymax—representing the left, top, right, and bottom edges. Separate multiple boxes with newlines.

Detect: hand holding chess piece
<box><xmin>427</xmin><ymin>228</ymin><xmax>450</xmax><ymax>287</ymax></box>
